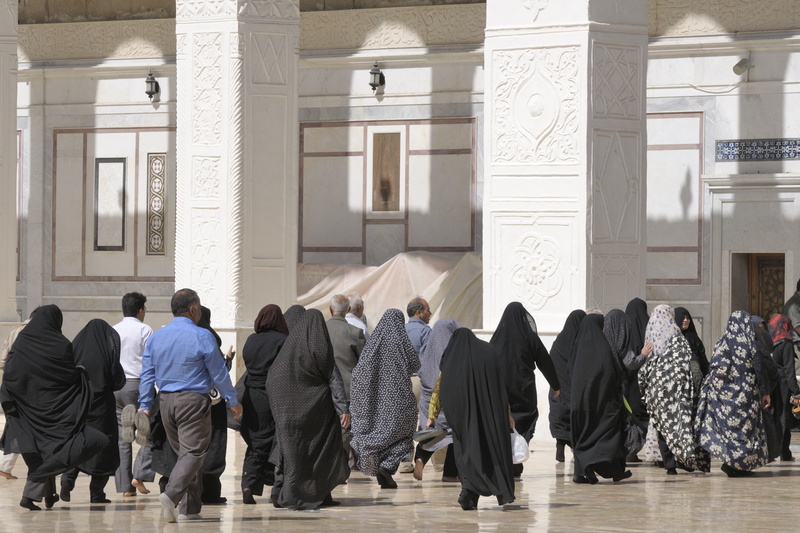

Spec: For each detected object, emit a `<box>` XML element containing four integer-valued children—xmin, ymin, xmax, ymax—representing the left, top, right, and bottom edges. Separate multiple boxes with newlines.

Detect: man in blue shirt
<box><xmin>138</xmin><ymin>288</ymin><xmax>242</xmax><ymax>523</ymax></box>
<box><xmin>405</xmin><ymin>297</ymin><xmax>432</xmax><ymax>355</ymax></box>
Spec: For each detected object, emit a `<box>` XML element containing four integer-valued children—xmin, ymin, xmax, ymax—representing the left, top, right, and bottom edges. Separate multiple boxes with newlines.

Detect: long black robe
<box><xmin>624</xmin><ymin>298</ymin><xmax>649</xmax><ymax>424</ymax></box>
<box><xmin>490</xmin><ymin>302</ymin><xmax>559</xmax><ymax>442</ymax></box>
<box><xmin>71</xmin><ymin>319</ymin><xmax>126</xmax><ymax>476</ymax></box>
<box><xmin>570</xmin><ymin>314</ymin><xmax>627</xmax><ymax>480</ymax></box>
<box><xmin>674</xmin><ymin>307</ymin><xmax>709</xmax><ymax>376</ymax></box>
<box><xmin>548</xmin><ymin>310</ymin><xmax>586</xmax><ymax>443</ymax></box>
<box><xmin>0</xmin><ymin>305</ymin><xmax>107</xmax><ymax>481</ymax></box>
<box><xmin>440</xmin><ymin>328</ymin><xmax>515</xmax><ymax>505</ymax></box>
<box><xmin>241</xmin><ymin>315</ymin><xmax>287</xmax><ymax>492</ymax></box>
<box><xmin>265</xmin><ymin>309</ymin><xmax>349</xmax><ymax>510</ymax></box>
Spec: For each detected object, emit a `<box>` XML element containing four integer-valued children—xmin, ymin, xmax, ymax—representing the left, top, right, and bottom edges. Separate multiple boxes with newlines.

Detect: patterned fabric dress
<box><xmin>350</xmin><ymin>309</ymin><xmax>421</xmax><ymax>476</ymax></box>
<box><xmin>639</xmin><ymin>305</ymin><xmax>710</xmax><ymax>472</ymax></box>
<box><xmin>693</xmin><ymin>310</ymin><xmax>768</xmax><ymax>472</ymax></box>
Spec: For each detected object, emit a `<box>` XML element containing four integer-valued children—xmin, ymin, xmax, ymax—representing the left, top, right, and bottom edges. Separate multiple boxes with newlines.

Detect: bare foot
<box><xmin>413</xmin><ymin>459</ymin><xmax>424</xmax><ymax>481</ymax></box>
<box><xmin>0</xmin><ymin>471</ymin><xmax>18</xmax><ymax>480</ymax></box>
<box><xmin>132</xmin><ymin>479</ymin><xmax>151</xmax><ymax>494</ymax></box>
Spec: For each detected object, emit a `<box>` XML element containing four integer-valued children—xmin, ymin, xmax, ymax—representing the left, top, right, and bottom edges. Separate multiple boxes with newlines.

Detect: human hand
<box><xmin>341</xmin><ymin>413</ymin><xmax>351</xmax><ymax>429</ymax></box>
<box><xmin>642</xmin><ymin>342</ymin><xmax>654</xmax><ymax>357</ymax></box>
<box><xmin>226</xmin><ymin>345</ymin><xmax>235</xmax><ymax>359</ymax></box>
<box><xmin>426</xmin><ymin>418</ymin><xmax>435</xmax><ymax>428</ymax></box>
<box><xmin>552</xmin><ymin>389</ymin><xmax>560</xmax><ymax>399</ymax></box>
<box><xmin>231</xmin><ymin>403</ymin><xmax>243</xmax><ymax>419</ymax></box>
<box><xmin>509</xmin><ymin>414</ymin><xmax>516</xmax><ymax>429</ymax></box>
<box><xmin>762</xmin><ymin>395</ymin><xmax>771</xmax><ymax>409</ymax></box>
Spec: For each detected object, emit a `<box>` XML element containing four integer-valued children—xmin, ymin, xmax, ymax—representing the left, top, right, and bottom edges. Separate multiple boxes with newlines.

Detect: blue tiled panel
<box><xmin>716</xmin><ymin>139</ymin><xmax>800</xmax><ymax>161</ymax></box>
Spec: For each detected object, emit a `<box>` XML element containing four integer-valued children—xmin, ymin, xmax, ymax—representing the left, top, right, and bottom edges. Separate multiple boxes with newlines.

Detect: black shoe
<box><xmin>377</xmin><ymin>467</ymin><xmax>397</xmax><ymax>489</ymax></box>
<box><xmin>626</xmin><ymin>453</ymin><xmax>642</xmax><ymax>463</ymax></box>
<box><xmin>90</xmin><ymin>497</ymin><xmax>111</xmax><ymax>504</ymax></box>
<box><xmin>675</xmin><ymin>460</ymin><xmax>695</xmax><ymax>473</ymax></box>
<box><xmin>654</xmin><ymin>460</ymin><xmax>665</xmax><ymax>468</ymax></box>
<box><xmin>781</xmin><ymin>454</ymin><xmax>795</xmax><ymax>462</ymax></box>
<box><xmin>585</xmin><ymin>470</ymin><xmax>599</xmax><ymax>484</ymax></box>
<box><xmin>270</xmin><ymin>494</ymin><xmax>283</xmax><ymax>509</ymax></box>
<box><xmin>555</xmin><ymin>442</ymin><xmax>565</xmax><ymax>463</ymax></box>
<box><xmin>59</xmin><ymin>486</ymin><xmax>71</xmax><ymax>502</ymax></box>
<box><xmin>242</xmin><ymin>488</ymin><xmax>256</xmax><ymax>505</ymax></box>
<box><xmin>458</xmin><ymin>489</ymin><xmax>477</xmax><ymax>511</ymax></box>
<box><xmin>666</xmin><ymin>468</ymin><xmax>677</xmax><ymax>475</ymax></box>
<box><xmin>721</xmin><ymin>463</ymin><xmax>752</xmax><ymax>477</ymax></box>
<box><xmin>613</xmin><ymin>470</ymin><xmax>632</xmax><ymax>482</ymax></box>
<box><xmin>572</xmin><ymin>475</ymin><xmax>590</xmax><ymax>484</ymax></box>
<box><xmin>203</xmin><ymin>497</ymin><xmax>227</xmax><ymax>505</ymax></box>
<box><xmin>320</xmin><ymin>494</ymin><xmax>341</xmax><ymax>507</ymax></box>
<box><xmin>20</xmin><ymin>497</ymin><xmax>41</xmax><ymax>511</ymax></box>
<box><xmin>44</xmin><ymin>493</ymin><xmax>59</xmax><ymax>509</ymax></box>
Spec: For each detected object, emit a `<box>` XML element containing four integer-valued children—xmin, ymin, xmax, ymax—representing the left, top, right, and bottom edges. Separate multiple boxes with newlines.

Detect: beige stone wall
<box><xmin>18</xmin><ymin>0</ymin><xmax>174</xmax><ymax>23</ymax></box>
<box><xmin>648</xmin><ymin>0</ymin><xmax>800</xmax><ymax>36</ymax></box>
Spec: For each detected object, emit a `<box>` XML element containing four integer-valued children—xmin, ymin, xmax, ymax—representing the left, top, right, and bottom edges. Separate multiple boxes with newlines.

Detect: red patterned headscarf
<box><xmin>767</xmin><ymin>314</ymin><xmax>793</xmax><ymax>344</ymax></box>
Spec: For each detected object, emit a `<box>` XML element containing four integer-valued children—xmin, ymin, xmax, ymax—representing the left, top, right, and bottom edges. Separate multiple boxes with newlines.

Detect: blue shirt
<box><xmin>138</xmin><ymin>316</ymin><xmax>238</xmax><ymax>411</ymax></box>
<box><xmin>405</xmin><ymin>317</ymin><xmax>431</xmax><ymax>356</ymax></box>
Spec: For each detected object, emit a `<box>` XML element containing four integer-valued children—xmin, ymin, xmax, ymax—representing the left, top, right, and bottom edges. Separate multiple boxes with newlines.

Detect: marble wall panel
<box><xmin>251</xmin><ymin>265</ymin><xmax>289</xmax><ymax>315</ymax></box>
<box><xmin>250</xmin><ymin>94</ymin><xmax>288</xmax><ymax>260</ymax></box>
<box><xmin>647</xmin><ymin>114</ymin><xmax>701</xmax><ymax>146</ymax></box>
<box><xmin>591</xmin><ymin>130</ymin><xmax>641</xmax><ymax>244</ymax></box>
<box><xmin>302</xmin><ymin>251</ymin><xmax>363</xmax><ymax>265</ymax></box>
<box><xmin>137</xmin><ymin>130</ymin><xmax>176</xmax><ymax>277</ymax></box>
<box><xmin>53</xmin><ymin>133</ymin><xmax>84</xmax><ymax>277</ymax></box>
<box><xmin>590</xmin><ymin>254</ymin><xmax>641</xmax><ymax>310</ymax></box>
<box><xmin>302</xmin><ymin>156</ymin><xmax>364</xmax><ymax>247</ymax></box>
<box><xmin>407</xmin><ymin>153</ymin><xmax>472</xmax><ymax>248</ymax></box>
<box><xmin>647</xmin><ymin>251</ymin><xmax>698</xmax><ymax>281</ymax></box>
<box><xmin>303</xmin><ymin>126</ymin><xmax>364</xmax><ymax>153</ymax></box>
<box><xmin>365</xmin><ymin>223</ymin><xmax>405</xmax><ymax>266</ymax></box>
<box><xmin>408</xmin><ymin>123</ymin><xmax>472</xmax><ymax>151</ymax></box>
<box><xmin>646</xmin><ymin>148</ymin><xmax>701</xmax><ymax>247</ymax></box>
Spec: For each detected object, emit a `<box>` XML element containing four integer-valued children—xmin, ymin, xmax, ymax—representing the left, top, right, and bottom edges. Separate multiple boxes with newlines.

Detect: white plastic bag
<box><xmin>511</xmin><ymin>429</ymin><xmax>529</xmax><ymax>464</ymax></box>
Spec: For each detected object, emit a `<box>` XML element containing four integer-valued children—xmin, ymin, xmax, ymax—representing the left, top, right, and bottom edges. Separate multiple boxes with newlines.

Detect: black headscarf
<box><xmin>490</xmin><ymin>302</ymin><xmax>559</xmax><ymax>441</ymax></box>
<box><xmin>674</xmin><ymin>307</ymin><xmax>709</xmax><ymax>375</ymax></box>
<box><xmin>0</xmin><ymin>305</ymin><xmax>107</xmax><ymax>481</ymax></box>
<box><xmin>570</xmin><ymin>314</ymin><xmax>627</xmax><ymax>480</ymax></box>
<box><xmin>283</xmin><ymin>305</ymin><xmax>306</xmax><ymax>332</ymax></box>
<box><xmin>198</xmin><ymin>306</ymin><xmax>223</xmax><ymax>349</ymax></box>
<box><xmin>603</xmin><ymin>309</ymin><xmax>632</xmax><ymax>367</ymax></box>
<box><xmin>266</xmin><ymin>309</ymin><xmax>349</xmax><ymax>509</ymax></box>
<box><xmin>549</xmin><ymin>310</ymin><xmax>586</xmax><ymax>442</ymax></box>
<box><xmin>440</xmin><ymin>328</ymin><xmax>515</xmax><ymax>505</ymax></box>
<box><xmin>624</xmin><ymin>298</ymin><xmax>650</xmax><ymax>422</ymax></box>
<box><xmin>71</xmin><ymin>319</ymin><xmax>125</xmax><ymax>476</ymax></box>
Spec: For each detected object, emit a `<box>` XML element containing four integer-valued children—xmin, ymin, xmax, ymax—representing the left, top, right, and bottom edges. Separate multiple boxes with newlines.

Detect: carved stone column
<box><xmin>483</xmin><ymin>0</ymin><xmax>648</xmax><ymax>331</ymax></box>
<box><xmin>175</xmin><ymin>0</ymin><xmax>299</xmax><ymax>340</ymax></box>
<box><xmin>0</xmin><ymin>1</ymin><xmax>17</xmax><ymax>321</ymax></box>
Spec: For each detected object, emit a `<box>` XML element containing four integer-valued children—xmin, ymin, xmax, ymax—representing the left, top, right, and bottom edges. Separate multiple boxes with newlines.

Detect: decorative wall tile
<box><xmin>147</xmin><ymin>153</ymin><xmax>166</xmax><ymax>256</ymax></box>
<box><xmin>492</xmin><ymin>46</ymin><xmax>580</xmax><ymax>165</ymax></box>
<box><xmin>716</xmin><ymin>139</ymin><xmax>800</xmax><ymax>161</ymax></box>
<box><xmin>192</xmin><ymin>156</ymin><xmax>221</xmax><ymax>198</ymax></box>
<box><xmin>510</xmin><ymin>231</ymin><xmax>563</xmax><ymax>309</ymax></box>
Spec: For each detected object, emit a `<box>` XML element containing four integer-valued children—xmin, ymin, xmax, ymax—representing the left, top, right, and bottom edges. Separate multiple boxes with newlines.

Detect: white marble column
<box><xmin>483</xmin><ymin>0</ymin><xmax>648</xmax><ymax>332</ymax></box>
<box><xmin>175</xmin><ymin>0</ymin><xmax>299</xmax><ymax>340</ymax></box>
<box><xmin>0</xmin><ymin>1</ymin><xmax>17</xmax><ymax>321</ymax></box>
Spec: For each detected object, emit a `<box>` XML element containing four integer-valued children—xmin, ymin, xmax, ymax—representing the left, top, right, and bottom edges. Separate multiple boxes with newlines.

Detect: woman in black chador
<box><xmin>570</xmin><ymin>314</ymin><xmax>631</xmax><ymax>484</ymax></box>
<box><xmin>0</xmin><ymin>305</ymin><xmax>108</xmax><ymax>510</ymax></box>
<box><xmin>60</xmin><ymin>319</ymin><xmax>126</xmax><ymax>503</ymax></box>
<box><xmin>431</xmin><ymin>328</ymin><xmax>515</xmax><ymax>510</ymax></box>
<box><xmin>490</xmin><ymin>302</ymin><xmax>559</xmax><ymax>476</ymax></box>
<box><xmin>240</xmin><ymin>304</ymin><xmax>288</xmax><ymax>504</ymax></box>
<box><xmin>548</xmin><ymin>310</ymin><xmax>586</xmax><ymax>462</ymax></box>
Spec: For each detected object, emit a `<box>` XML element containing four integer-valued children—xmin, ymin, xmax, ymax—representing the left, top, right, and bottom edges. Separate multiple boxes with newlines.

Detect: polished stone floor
<box><xmin>1</xmin><ymin>432</ymin><xmax>798</xmax><ymax>532</ymax></box>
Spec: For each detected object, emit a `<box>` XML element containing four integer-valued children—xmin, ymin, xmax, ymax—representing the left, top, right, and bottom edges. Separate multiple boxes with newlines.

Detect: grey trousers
<box><xmin>160</xmin><ymin>391</ymin><xmax>212</xmax><ymax>516</ymax></box>
<box><xmin>114</xmin><ymin>379</ymin><xmax>154</xmax><ymax>493</ymax></box>
<box><xmin>22</xmin><ymin>476</ymin><xmax>55</xmax><ymax>501</ymax></box>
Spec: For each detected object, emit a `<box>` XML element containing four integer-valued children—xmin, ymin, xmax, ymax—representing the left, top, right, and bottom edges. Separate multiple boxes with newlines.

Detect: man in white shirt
<box><xmin>113</xmin><ymin>292</ymin><xmax>154</xmax><ymax>497</ymax></box>
<box><xmin>346</xmin><ymin>293</ymin><xmax>369</xmax><ymax>341</ymax></box>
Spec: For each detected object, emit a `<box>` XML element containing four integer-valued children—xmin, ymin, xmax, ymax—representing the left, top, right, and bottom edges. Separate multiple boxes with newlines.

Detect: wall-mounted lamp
<box><xmin>369</xmin><ymin>63</ymin><xmax>385</xmax><ymax>92</ymax></box>
<box><xmin>733</xmin><ymin>58</ymin><xmax>752</xmax><ymax>76</ymax></box>
<box><xmin>145</xmin><ymin>71</ymin><xmax>160</xmax><ymax>101</ymax></box>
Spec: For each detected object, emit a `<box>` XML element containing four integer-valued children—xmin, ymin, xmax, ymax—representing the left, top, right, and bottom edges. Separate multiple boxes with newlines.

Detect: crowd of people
<box><xmin>1</xmin><ymin>281</ymin><xmax>800</xmax><ymax>521</ymax></box>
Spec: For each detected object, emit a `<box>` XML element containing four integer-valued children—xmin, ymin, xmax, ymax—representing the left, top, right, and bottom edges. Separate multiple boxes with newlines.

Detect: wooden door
<box><xmin>748</xmin><ymin>253</ymin><xmax>785</xmax><ymax>320</ymax></box>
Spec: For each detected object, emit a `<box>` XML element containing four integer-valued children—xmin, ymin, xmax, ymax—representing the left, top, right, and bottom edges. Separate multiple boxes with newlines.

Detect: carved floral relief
<box><xmin>492</xmin><ymin>46</ymin><xmax>580</xmax><ymax>165</ymax></box>
<box><xmin>510</xmin><ymin>232</ymin><xmax>563</xmax><ymax>309</ymax></box>
<box><xmin>192</xmin><ymin>33</ymin><xmax>224</xmax><ymax>146</ymax></box>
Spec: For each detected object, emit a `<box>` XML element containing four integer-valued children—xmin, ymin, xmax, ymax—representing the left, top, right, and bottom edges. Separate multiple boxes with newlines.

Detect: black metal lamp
<box><xmin>145</xmin><ymin>71</ymin><xmax>160</xmax><ymax>101</ymax></box>
<box><xmin>368</xmin><ymin>63</ymin><xmax>385</xmax><ymax>92</ymax></box>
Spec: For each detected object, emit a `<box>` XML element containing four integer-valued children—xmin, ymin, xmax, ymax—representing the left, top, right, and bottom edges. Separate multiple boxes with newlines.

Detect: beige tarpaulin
<box><xmin>296</xmin><ymin>251</ymin><xmax>483</xmax><ymax>330</ymax></box>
